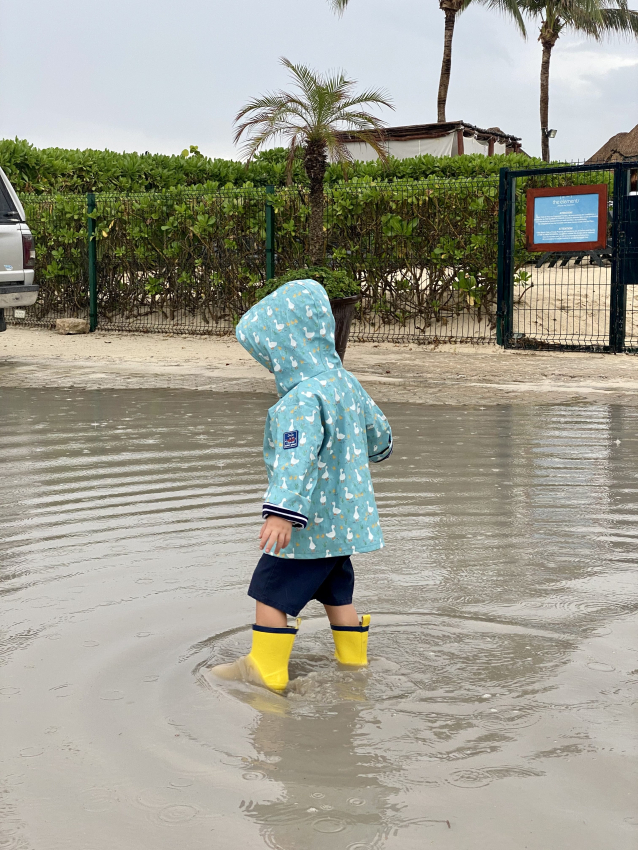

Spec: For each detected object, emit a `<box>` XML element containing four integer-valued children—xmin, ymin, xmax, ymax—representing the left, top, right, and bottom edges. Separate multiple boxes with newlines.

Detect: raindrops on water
<box><xmin>312</xmin><ymin>817</ymin><xmax>347</xmax><ymax>833</ymax></box>
<box><xmin>446</xmin><ymin>768</ymin><xmax>493</xmax><ymax>789</ymax></box>
<box><xmin>157</xmin><ymin>804</ymin><xmax>198</xmax><ymax>824</ymax></box>
<box><xmin>242</xmin><ymin>771</ymin><xmax>266</xmax><ymax>781</ymax></box>
<box><xmin>99</xmin><ymin>690</ymin><xmax>124</xmax><ymax>701</ymax></box>
<box><xmin>474</xmin><ymin>704</ymin><xmax>541</xmax><ymax>730</ymax></box>
<box><xmin>79</xmin><ymin>788</ymin><xmax>118</xmax><ymax>813</ymax></box>
<box><xmin>19</xmin><ymin>747</ymin><xmax>44</xmax><ymax>758</ymax></box>
<box><xmin>586</xmin><ymin>661</ymin><xmax>616</xmax><ymax>672</ymax></box>
<box><xmin>168</xmin><ymin>778</ymin><xmax>193</xmax><ymax>789</ymax></box>
<box><xmin>446</xmin><ymin>766</ymin><xmax>542</xmax><ymax>789</ymax></box>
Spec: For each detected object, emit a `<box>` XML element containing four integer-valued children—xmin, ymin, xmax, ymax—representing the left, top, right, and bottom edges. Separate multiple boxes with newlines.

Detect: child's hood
<box><xmin>235</xmin><ymin>280</ymin><xmax>342</xmax><ymax>395</ymax></box>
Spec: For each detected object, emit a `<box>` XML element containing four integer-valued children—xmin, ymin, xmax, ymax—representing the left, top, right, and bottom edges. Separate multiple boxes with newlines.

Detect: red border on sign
<box><xmin>526</xmin><ymin>184</ymin><xmax>608</xmax><ymax>252</ymax></box>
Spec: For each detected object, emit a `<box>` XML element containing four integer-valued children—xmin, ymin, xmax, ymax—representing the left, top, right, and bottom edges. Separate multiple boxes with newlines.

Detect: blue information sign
<box><xmin>533</xmin><ymin>193</ymin><xmax>599</xmax><ymax>245</ymax></box>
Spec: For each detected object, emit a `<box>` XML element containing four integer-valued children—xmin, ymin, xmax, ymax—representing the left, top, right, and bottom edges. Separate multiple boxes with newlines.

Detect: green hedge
<box><xmin>21</xmin><ymin>176</ymin><xmax>511</xmax><ymax>335</ymax></box>
<box><xmin>1</xmin><ymin>137</ymin><xmax>551</xmax><ymax>195</ymax></box>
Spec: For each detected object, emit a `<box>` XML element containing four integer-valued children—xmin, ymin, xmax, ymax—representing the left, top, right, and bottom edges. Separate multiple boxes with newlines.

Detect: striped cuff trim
<box><xmin>262</xmin><ymin>503</ymin><xmax>308</xmax><ymax>529</ymax></box>
<box><xmin>331</xmin><ymin>624</ymin><xmax>370</xmax><ymax>632</ymax></box>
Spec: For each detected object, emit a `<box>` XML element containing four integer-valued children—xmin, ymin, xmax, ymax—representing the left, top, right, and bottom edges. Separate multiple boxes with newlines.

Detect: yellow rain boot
<box><xmin>331</xmin><ymin>614</ymin><xmax>371</xmax><ymax>666</ymax></box>
<box><xmin>211</xmin><ymin>621</ymin><xmax>299</xmax><ymax>692</ymax></box>
<box><xmin>245</xmin><ymin>624</ymin><xmax>298</xmax><ymax>691</ymax></box>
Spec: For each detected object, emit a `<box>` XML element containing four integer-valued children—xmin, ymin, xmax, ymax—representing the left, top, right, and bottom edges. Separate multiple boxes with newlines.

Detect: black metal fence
<box><xmin>18</xmin><ymin>194</ymin><xmax>89</xmax><ymax>324</ymax></box>
<box><xmin>11</xmin><ymin>167</ymin><xmax>636</xmax><ymax>348</ymax></box>
<box><xmin>8</xmin><ymin>179</ymin><xmax>502</xmax><ymax>343</ymax></box>
<box><xmin>497</xmin><ymin>161</ymin><xmax>638</xmax><ymax>352</ymax></box>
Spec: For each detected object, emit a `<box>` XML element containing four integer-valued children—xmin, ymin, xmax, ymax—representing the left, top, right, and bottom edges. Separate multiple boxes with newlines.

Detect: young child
<box><xmin>212</xmin><ymin>279</ymin><xmax>392</xmax><ymax>692</ymax></box>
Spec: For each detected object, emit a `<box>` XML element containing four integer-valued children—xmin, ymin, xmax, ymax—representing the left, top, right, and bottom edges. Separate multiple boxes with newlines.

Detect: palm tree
<box><xmin>521</xmin><ymin>0</ymin><xmax>638</xmax><ymax>161</ymax></box>
<box><xmin>330</xmin><ymin>0</ymin><xmax>526</xmax><ymax>123</ymax></box>
<box><xmin>234</xmin><ymin>57</ymin><xmax>393</xmax><ymax>264</ymax></box>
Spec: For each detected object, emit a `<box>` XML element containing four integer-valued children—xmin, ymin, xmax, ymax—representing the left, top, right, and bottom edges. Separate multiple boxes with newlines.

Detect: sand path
<box><xmin>2</xmin><ymin>327</ymin><xmax>638</xmax><ymax>405</ymax></box>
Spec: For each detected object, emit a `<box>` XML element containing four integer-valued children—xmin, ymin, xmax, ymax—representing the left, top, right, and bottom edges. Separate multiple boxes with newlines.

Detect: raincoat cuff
<box><xmin>370</xmin><ymin>437</ymin><xmax>393</xmax><ymax>464</ymax></box>
<box><xmin>263</xmin><ymin>485</ymin><xmax>311</xmax><ymax>527</ymax></box>
<box><xmin>262</xmin><ymin>504</ymin><xmax>308</xmax><ymax>529</ymax></box>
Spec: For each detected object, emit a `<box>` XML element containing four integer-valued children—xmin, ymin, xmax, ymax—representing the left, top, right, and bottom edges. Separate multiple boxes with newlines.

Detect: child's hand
<box><xmin>259</xmin><ymin>515</ymin><xmax>293</xmax><ymax>555</ymax></box>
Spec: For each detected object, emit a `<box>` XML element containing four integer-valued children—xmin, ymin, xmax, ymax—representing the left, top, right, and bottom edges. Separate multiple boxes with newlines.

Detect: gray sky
<box><xmin>2</xmin><ymin>0</ymin><xmax>637</xmax><ymax>162</ymax></box>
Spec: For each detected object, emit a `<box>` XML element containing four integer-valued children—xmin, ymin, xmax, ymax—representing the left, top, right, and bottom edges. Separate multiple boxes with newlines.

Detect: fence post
<box><xmin>609</xmin><ymin>163</ymin><xmax>627</xmax><ymax>353</ymax></box>
<box><xmin>87</xmin><ymin>192</ymin><xmax>98</xmax><ymax>332</ymax></box>
<box><xmin>265</xmin><ymin>185</ymin><xmax>275</xmax><ymax>281</ymax></box>
<box><xmin>496</xmin><ymin>168</ymin><xmax>514</xmax><ymax>346</ymax></box>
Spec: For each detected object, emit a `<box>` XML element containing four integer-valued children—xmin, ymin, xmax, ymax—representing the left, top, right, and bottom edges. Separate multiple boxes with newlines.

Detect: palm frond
<box><xmin>520</xmin><ymin>0</ymin><xmax>638</xmax><ymax>38</ymax></box>
<box><xmin>328</xmin><ymin>0</ymin><xmax>351</xmax><ymax>14</ymax></box>
<box><xmin>597</xmin><ymin>5</ymin><xmax>638</xmax><ymax>35</ymax></box>
<box><xmin>462</xmin><ymin>0</ymin><xmax>528</xmax><ymax>36</ymax></box>
<box><xmin>280</xmin><ymin>58</ymin><xmax>323</xmax><ymax>100</ymax></box>
<box><xmin>332</xmin><ymin>90</ymin><xmax>394</xmax><ymax>113</ymax></box>
<box><xmin>233</xmin><ymin>57</ymin><xmax>393</xmax><ymax>165</ymax></box>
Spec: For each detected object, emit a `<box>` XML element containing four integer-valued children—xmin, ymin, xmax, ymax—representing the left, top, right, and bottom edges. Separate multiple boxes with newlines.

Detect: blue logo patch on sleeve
<box><xmin>283</xmin><ymin>430</ymin><xmax>298</xmax><ymax>450</ymax></box>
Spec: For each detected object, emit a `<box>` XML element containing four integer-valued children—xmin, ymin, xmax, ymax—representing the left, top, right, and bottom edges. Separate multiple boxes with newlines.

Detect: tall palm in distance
<box><xmin>330</xmin><ymin>0</ymin><xmax>526</xmax><ymax>123</ymax></box>
<box><xmin>234</xmin><ymin>57</ymin><xmax>393</xmax><ymax>264</ymax></box>
<box><xmin>521</xmin><ymin>0</ymin><xmax>638</xmax><ymax>160</ymax></box>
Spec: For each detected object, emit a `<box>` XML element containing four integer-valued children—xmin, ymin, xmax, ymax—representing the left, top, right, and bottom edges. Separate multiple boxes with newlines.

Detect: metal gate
<box><xmin>497</xmin><ymin>161</ymin><xmax>638</xmax><ymax>352</ymax></box>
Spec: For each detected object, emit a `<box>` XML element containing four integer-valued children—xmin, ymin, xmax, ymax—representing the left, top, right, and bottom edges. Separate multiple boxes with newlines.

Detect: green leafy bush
<box><xmin>1</xmin><ymin>137</ymin><xmax>555</xmax><ymax>195</ymax></box>
<box><xmin>257</xmin><ymin>267</ymin><xmax>360</xmax><ymax>301</ymax></box>
<box><xmin>23</xmin><ymin>188</ymin><xmax>267</xmax><ymax>329</ymax></box>
<box><xmin>14</xmin><ymin>144</ymin><xmax>611</xmax><ymax>339</ymax></box>
<box><xmin>22</xmin><ymin>178</ymin><xmax>504</xmax><ymax>334</ymax></box>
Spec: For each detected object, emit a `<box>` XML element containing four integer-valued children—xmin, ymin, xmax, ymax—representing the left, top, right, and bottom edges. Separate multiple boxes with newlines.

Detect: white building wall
<box><xmin>344</xmin><ymin>134</ymin><xmax>457</xmax><ymax>161</ymax></box>
<box><xmin>344</xmin><ymin>132</ymin><xmax>504</xmax><ymax>161</ymax></box>
<box><xmin>461</xmin><ymin>137</ymin><xmax>507</xmax><ymax>156</ymax></box>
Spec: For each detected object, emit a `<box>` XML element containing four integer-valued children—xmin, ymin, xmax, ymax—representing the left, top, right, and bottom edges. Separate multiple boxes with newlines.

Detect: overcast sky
<box><xmin>2</xmin><ymin>0</ymin><xmax>637</xmax><ymax>162</ymax></box>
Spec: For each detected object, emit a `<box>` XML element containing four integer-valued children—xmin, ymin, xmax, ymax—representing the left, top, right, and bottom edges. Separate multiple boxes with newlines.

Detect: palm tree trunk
<box><xmin>304</xmin><ymin>140</ymin><xmax>327</xmax><ymax>265</ymax></box>
<box><xmin>540</xmin><ymin>39</ymin><xmax>553</xmax><ymax>162</ymax></box>
<box><xmin>437</xmin><ymin>6</ymin><xmax>457</xmax><ymax>123</ymax></box>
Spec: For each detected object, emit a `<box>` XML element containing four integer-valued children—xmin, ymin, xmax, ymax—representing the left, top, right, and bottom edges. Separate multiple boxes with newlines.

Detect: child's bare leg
<box><xmin>323</xmin><ymin>603</ymin><xmax>360</xmax><ymax>627</ymax></box>
<box><xmin>256</xmin><ymin>601</ymin><xmax>288</xmax><ymax>628</ymax></box>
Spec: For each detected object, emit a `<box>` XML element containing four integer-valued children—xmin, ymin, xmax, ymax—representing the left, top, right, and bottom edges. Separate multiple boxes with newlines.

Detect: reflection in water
<box><xmin>201</xmin><ymin>612</ymin><xmax>569</xmax><ymax>848</ymax></box>
<box><xmin>242</xmin><ymin>681</ymin><xmax>393</xmax><ymax>850</ymax></box>
<box><xmin>1</xmin><ymin>390</ymin><xmax>637</xmax><ymax>850</ymax></box>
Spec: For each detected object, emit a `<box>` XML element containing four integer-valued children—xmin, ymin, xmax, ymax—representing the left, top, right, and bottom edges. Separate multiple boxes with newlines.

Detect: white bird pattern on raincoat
<box><xmin>235</xmin><ymin>279</ymin><xmax>392</xmax><ymax>558</ymax></box>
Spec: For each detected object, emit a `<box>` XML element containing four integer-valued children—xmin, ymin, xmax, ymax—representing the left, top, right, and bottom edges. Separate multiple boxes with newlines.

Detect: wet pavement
<box><xmin>1</xmin><ymin>389</ymin><xmax>637</xmax><ymax>849</ymax></box>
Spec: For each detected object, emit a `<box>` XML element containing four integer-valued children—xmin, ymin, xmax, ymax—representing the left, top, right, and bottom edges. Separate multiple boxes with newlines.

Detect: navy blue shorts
<box><xmin>248</xmin><ymin>554</ymin><xmax>355</xmax><ymax>617</ymax></box>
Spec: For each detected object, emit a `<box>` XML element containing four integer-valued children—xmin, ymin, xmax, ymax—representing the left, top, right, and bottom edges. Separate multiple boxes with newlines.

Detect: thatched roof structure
<box><xmin>587</xmin><ymin>124</ymin><xmax>638</xmax><ymax>162</ymax></box>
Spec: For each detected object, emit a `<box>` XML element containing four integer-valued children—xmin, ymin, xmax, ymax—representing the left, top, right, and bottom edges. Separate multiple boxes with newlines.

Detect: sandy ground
<box><xmin>513</xmin><ymin>263</ymin><xmax>638</xmax><ymax>346</ymax></box>
<box><xmin>2</xmin><ymin>326</ymin><xmax>638</xmax><ymax>405</ymax></box>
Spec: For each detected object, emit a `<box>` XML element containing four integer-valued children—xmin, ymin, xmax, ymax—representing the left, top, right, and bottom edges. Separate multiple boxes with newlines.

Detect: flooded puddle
<box><xmin>1</xmin><ymin>389</ymin><xmax>637</xmax><ymax>849</ymax></box>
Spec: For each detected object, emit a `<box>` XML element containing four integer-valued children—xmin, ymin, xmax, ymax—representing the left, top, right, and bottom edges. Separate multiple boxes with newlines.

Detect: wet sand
<box><xmin>2</xmin><ymin>326</ymin><xmax>638</xmax><ymax>404</ymax></box>
<box><xmin>1</xmin><ymin>391</ymin><xmax>637</xmax><ymax>850</ymax></box>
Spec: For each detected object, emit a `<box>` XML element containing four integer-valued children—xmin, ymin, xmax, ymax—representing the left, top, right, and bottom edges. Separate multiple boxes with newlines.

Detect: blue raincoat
<box><xmin>236</xmin><ymin>279</ymin><xmax>392</xmax><ymax>559</ymax></box>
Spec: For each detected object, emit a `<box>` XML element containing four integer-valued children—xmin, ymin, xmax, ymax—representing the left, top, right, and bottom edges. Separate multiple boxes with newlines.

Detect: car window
<box><xmin>0</xmin><ymin>178</ymin><xmax>20</xmax><ymax>218</ymax></box>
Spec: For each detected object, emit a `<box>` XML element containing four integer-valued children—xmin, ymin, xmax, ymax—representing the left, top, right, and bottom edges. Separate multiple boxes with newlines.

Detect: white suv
<box><xmin>0</xmin><ymin>166</ymin><xmax>38</xmax><ymax>331</ymax></box>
